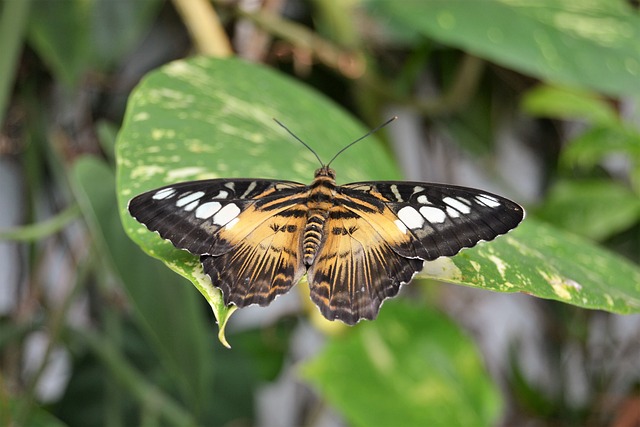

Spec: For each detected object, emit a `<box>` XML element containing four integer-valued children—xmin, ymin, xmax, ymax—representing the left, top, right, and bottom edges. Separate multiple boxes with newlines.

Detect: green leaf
<box><xmin>522</xmin><ymin>85</ymin><xmax>619</xmax><ymax>125</ymax></box>
<box><xmin>535</xmin><ymin>179</ymin><xmax>640</xmax><ymax>240</ymax></box>
<box><xmin>116</xmin><ymin>56</ymin><xmax>640</xmax><ymax>343</ymax></box>
<box><xmin>367</xmin><ymin>0</ymin><xmax>640</xmax><ymax>96</ymax></box>
<box><xmin>301</xmin><ymin>302</ymin><xmax>502</xmax><ymax>427</ymax></box>
<box><xmin>71</xmin><ymin>156</ymin><xmax>216</xmax><ymax>416</ymax></box>
<box><xmin>0</xmin><ymin>0</ymin><xmax>32</xmax><ymax>122</ymax></box>
<box><xmin>560</xmin><ymin>125</ymin><xmax>640</xmax><ymax>192</ymax></box>
<box><xmin>115</xmin><ymin>56</ymin><xmax>401</xmax><ymax>338</ymax></box>
<box><xmin>4</xmin><ymin>398</ymin><xmax>68</xmax><ymax>427</ymax></box>
<box><xmin>561</xmin><ymin>125</ymin><xmax>640</xmax><ymax>170</ymax></box>
<box><xmin>27</xmin><ymin>0</ymin><xmax>161</xmax><ymax>85</ymax></box>
<box><xmin>420</xmin><ymin>219</ymin><xmax>640</xmax><ymax>314</ymax></box>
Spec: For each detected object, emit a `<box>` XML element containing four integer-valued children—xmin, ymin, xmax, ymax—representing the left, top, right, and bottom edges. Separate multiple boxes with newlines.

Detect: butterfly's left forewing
<box><xmin>128</xmin><ymin>179</ymin><xmax>308</xmax><ymax>306</ymax></box>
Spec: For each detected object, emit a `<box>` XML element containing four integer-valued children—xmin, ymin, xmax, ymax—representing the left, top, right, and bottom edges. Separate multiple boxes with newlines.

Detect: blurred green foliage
<box><xmin>1</xmin><ymin>0</ymin><xmax>639</xmax><ymax>426</ymax></box>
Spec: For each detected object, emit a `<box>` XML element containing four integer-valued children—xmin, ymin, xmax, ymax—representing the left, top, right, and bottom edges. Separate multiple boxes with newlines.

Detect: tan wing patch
<box><xmin>205</xmin><ymin>188</ymin><xmax>307</xmax><ymax>255</ymax></box>
<box><xmin>335</xmin><ymin>188</ymin><xmax>428</xmax><ymax>260</ymax></box>
<box><xmin>306</xmin><ymin>206</ymin><xmax>423</xmax><ymax>325</ymax></box>
<box><xmin>202</xmin><ymin>204</ymin><xmax>307</xmax><ymax>307</ymax></box>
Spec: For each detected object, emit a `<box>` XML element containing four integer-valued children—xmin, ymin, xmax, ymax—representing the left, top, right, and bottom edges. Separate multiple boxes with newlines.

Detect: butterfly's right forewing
<box><xmin>344</xmin><ymin>181</ymin><xmax>525</xmax><ymax>260</ymax></box>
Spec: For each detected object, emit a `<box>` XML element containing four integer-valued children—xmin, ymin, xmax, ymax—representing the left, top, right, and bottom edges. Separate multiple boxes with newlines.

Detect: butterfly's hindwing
<box><xmin>202</xmin><ymin>203</ymin><xmax>307</xmax><ymax>306</ymax></box>
<box><xmin>307</xmin><ymin>204</ymin><xmax>424</xmax><ymax>324</ymax></box>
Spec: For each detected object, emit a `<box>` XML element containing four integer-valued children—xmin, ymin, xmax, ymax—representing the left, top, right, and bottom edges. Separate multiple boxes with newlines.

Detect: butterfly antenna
<box><xmin>273</xmin><ymin>118</ymin><xmax>324</xmax><ymax>167</ymax></box>
<box><xmin>326</xmin><ymin>116</ymin><xmax>397</xmax><ymax>167</ymax></box>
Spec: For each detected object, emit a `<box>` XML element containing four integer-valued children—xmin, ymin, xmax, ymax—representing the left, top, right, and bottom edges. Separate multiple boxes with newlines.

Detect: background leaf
<box><xmin>301</xmin><ymin>301</ymin><xmax>502</xmax><ymax>427</ymax></box>
<box><xmin>27</xmin><ymin>0</ymin><xmax>161</xmax><ymax>84</ymax></box>
<box><xmin>4</xmin><ymin>1</ymin><xmax>640</xmax><ymax>425</ymax></box>
<box><xmin>561</xmin><ymin>126</ymin><xmax>640</xmax><ymax>170</ymax></box>
<box><xmin>521</xmin><ymin>85</ymin><xmax>619</xmax><ymax>125</ymax></box>
<box><xmin>367</xmin><ymin>0</ymin><xmax>640</xmax><ymax>96</ymax></box>
<box><xmin>535</xmin><ymin>179</ymin><xmax>640</xmax><ymax>240</ymax></box>
<box><xmin>422</xmin><ymin>219</ymin><xmax>640</xmax><ymax>314</ymax></box>
<box><xmin>116</xmin><ymin>57</ymin><xmax>640</xmax><ymax>344</ymax></box>
<box><xmin>71</xmin><ymin>156</ymin><xmax>216</xmax><ymax>417</ymax></box>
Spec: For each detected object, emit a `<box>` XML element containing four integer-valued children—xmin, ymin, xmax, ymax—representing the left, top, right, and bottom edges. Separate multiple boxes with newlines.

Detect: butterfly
<box><xmin>128</xmin><ymin>118</ymin><xmax>525</xmax><ymax>325</ymax></box>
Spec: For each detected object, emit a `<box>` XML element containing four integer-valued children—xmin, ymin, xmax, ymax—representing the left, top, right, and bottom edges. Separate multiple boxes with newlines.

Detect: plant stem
<box><xmin>0</xmin><ymin>204</ymin><xmax>81</xmax><ymax>241</ymax></box>
<box><xmin>172</xmin><ymin>0</ymin><xmax>233</xmax><ymax>57</ymax></box>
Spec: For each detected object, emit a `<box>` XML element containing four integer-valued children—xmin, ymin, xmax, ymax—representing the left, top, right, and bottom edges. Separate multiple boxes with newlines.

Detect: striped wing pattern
<box><xmin>128</xmin><ymin>179</ymin><xmax>308</xmax><ymax>305</ymax></box>
<box><xmin>129</xmin><ymin>173</ymin><xmax>524</xmax><ymax>325</ymax></box>
<box><xmin>306</xmin><ymin>201</ymin><xmax>424</xmax><ymax>324</ymax></box>
<box><xmin>307</xmin><ymin>182</ymin><xmax>524</xmax><ymax>324</ymax></box>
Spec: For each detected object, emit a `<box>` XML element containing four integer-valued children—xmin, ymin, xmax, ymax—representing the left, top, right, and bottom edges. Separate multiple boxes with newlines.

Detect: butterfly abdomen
<box><xmin>303</xmin><ymin>169</ymin><xmax>337</xmax><ymax>265</ymax></box>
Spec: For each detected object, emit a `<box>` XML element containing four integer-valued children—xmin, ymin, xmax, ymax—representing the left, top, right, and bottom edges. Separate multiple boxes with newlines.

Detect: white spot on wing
<box><xmin>184</xmin><ymin>200</ymin><xmax>199</xmax><ymax>211</ymax></box>
<box><xmin>416</xmin><ymin>195</ymin><xmax>429</xmax><ymax>204</ymax></box>
<box><xmin>394</xmin><ymin>219</ymin><xmax>408</xmax><ymax>234</ymax></box>
<box><xmin>446</xmin><ymin>207</ymin><xmax>461</xmax><ymax>218</ymax></box>
<box><xmin>390</xmin><ymin>185</ymin><xmax>403</xmax><ymax>202</ymax></box>
<box><xmin>213</xmin><ymin>190</ymin><xmax>229</xmax><ymax>199</ymax></box>
<box><xmin>476</xmin><ymin>194</ymin><xmax>501</xmax><ymax>207</ymax></box>
<box><xmin>176</xmin><ymin>191</ymin><xmax>205</xmax><ymax>207</ymax></box>
<box><xmin>420</xmin><ymin>206</ymin><xmax>446</xmax><ymax>223</ymax></box>
<box><xmin>225</xmin><ymin>217</ymin><xmax>240</xmax><ymax>229</ymax></box>
<box><xmin>152</xmin><ymin>188</ymin><xmax>176</xmax><ymax>200</ymax></box>
<box><xmin>443</xmin><ymin>197</ymin><xmax>471</xmax><ymax>214</ymax></box>
<box><xmin>213</xmin><ymin>203</ymin><xmax>241</xmax><ymax>225</ymax></box>
<box><xmin>240</xmin><ymin>181</ymin><xmax>257</xmax><ymax>199</ymax></box>
<box><xmin>397</xmin><ymin>206</ymin><xmax>425</xmax><ymax>229</ymax></box>
<box><xmin>195</xmin><ymin>202</ymin><xmax>222</xmax><ymax>219</ymax></box>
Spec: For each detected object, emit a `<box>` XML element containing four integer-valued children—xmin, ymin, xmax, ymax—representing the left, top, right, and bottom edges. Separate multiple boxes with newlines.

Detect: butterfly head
<box><xmin>314</xmin><ymin>165</ymin><xmax>336</xmax><ymax>180</ymax></box>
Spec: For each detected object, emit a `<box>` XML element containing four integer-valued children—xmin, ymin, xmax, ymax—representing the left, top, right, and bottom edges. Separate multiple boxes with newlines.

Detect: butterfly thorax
<box><xmin>303</xmin><ymin>166</ymin><xmax>337</xmax><ymax>266</ymax></box>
